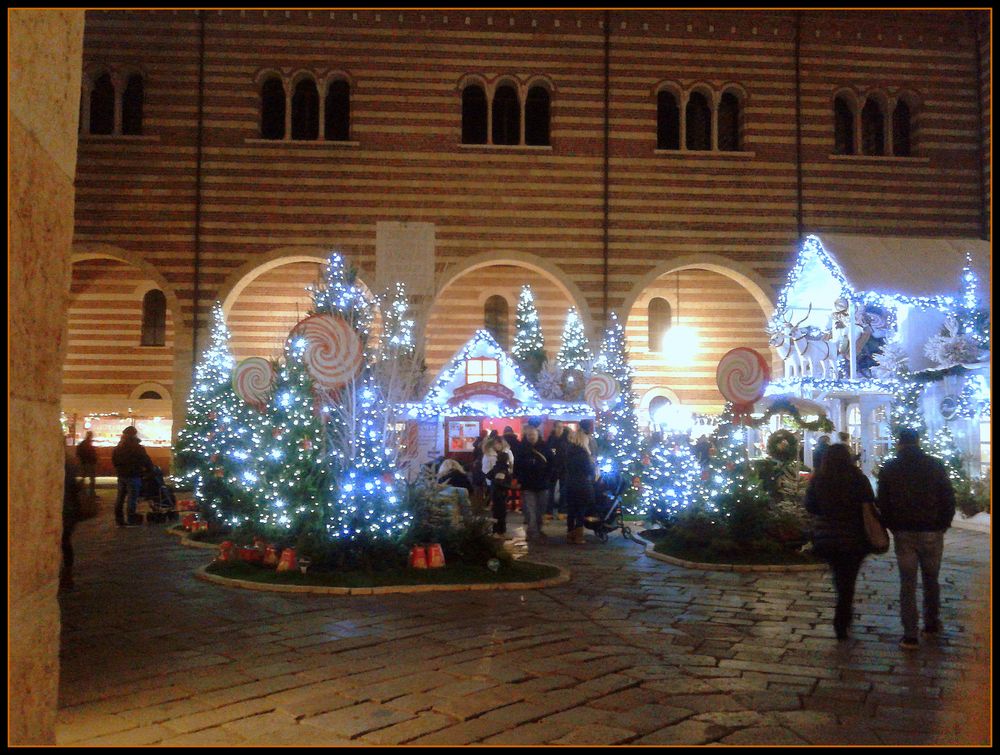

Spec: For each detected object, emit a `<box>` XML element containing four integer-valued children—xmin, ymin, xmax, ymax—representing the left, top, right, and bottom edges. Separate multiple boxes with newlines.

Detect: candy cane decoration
<box><xmin>585</xmin><ymin>373</ymin><xmax>619</xmax><ymax>410</ymax></box>
<box><xmin>716</xmin><ymin>348</ymin><xmax>770</xmax><ymax>411</ymax></box>
<box><xmin>232</xmin><ymin>357</ymin><xmax>275</xmax><ymax>410</ymax></box>
<box><xmin>288</xmin><ymin>314</ymin><xmax>363</xmax><ymax>390</ymax></box>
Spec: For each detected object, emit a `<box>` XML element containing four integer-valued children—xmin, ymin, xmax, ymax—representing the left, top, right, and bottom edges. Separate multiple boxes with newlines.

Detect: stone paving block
<box><xmin>218</xmin><ymin>710</ymin><xmax>301</xmax><ymax>740</ymax></box>
<box><xmin>611</xmin><ymin>703</ymin><xmax>694</xmax><ymax>735</ymax></box>
<box><xmin>731</xmin><ymin>691</ymin><xmax>801</xmax><ymax>711</ymax></box>
<box><xmin>300</xmin><ymin>702</ymin><xmax>413</xmax><ymax>739</ymax></box>
<box><xmin>512</xmin><ymin>674</ymin><xmax>578</xmax><ymax>696</ymax></box>
<box><xmin>360</xmin><ymin>712</ymin><xmax>456</xmax><ymax>745</ymax></box>
<box><xmin>662</xmin><ymin>694</ymin><xmax>743</xmax><ymax>713</ymax></box>
<box><xmin>114</xmin><ymin>697</ymin><xmax>214</xmax><ymax>728</ymax></box>
<box><xmin>642</xmin><ymin>677</ymin><xmax>720</xmax><ymax>695</ymax></box>
<box><xmin>161</xmin><ymin>697</ymin><xmax>278</xmax><ymax>735</ymax></box>
<box><xmin>719</xmin><ymin>725</ymin><xmax>810</xmax><ymax>744</ymax></box>
<box><xmin>202</xmin><ymin>672</ymin><xmax>305</xmax><ymax>709</ymax></box>
<box><xmin>692</xmin><ymin>710</ymin><xmax>768</xmax><ymax>729</ymax></box>
<box><xmin>551</xmin><ymin>723</ymin><xmax>637</xmax><ymax>745</ymax></box>
<box><xmin>359</xmin><ymin>671</ymin><xmax>457</xmax><ymax>703</ymax></box>
<box><xmin>55</xmin><ymin>713</ymin><xmax>143</xmax><ymax>744</ymax></box>
<box><xmin>633</xmin><ymin>719</ymin><xmax>730</xmax><ymax>745</ymax></box>
<box><xmin>719</xmin><ymin>658</ymin><xmax>839</xmax><ymax>679</ymax></box>
<box><xmin>159</xmin><ymin>727</ymin><xmax>251</xmax><ymax>745</ymax></box>
<box><xmin>74</xmin><ymin>724</ymin><xmax>174</xmax><ymax>746</ymax></box>
<box><xmin>430</xmin><ymin>686</ymin><xmax>525</xmax><ymax>721</ymax></box>
<box><xmin>540</xmin><ymin>705</ymin><xmax>614</xmax><ymax>728</ymax></box>
<box><xmin>481</xmin><ymin>721</ymin><xmax>575</xmax><ymax>745</ymax></box>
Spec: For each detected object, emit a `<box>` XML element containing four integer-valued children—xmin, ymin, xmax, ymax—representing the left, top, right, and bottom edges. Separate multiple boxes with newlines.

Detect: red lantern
<box><xmin>217</xmin><ymin>541</ymin><xmax>236</xmax><ymax>562</ymax></box>
<box><xmin>238</xmin><ymin>546</ymin><xmax>262</xmax><ymax>563</ymax></box>
<box><xmin>207</xmin><ymin>431</ymin><xmax>215</xmax><ymax>440</ymax></box>
<box><xmin>182</xmin><ymin>513</ymin><xmax>198</xmax><ymax>531</ymax></box>
<box><xmin>701</xmin><ymin>470</ymin><xmax>710</xmax><ymax>482</ymax></box>
<box><xmin>193</xmin><ymin>521</ymin><xmax>209</xmax><ymax>533</ymax></box>
<box><xmin>276</xmin><ymin>548</ymin><xmax>298</xmax><ymax>573</ymax></box>
<box><xmin>178</xmin><ymin>499</ymin><xmax>198</xmax><ymax>512</ymax></box>
<box><xmin>272</xmin><ymin>428</ymin><xmax>283</xmax><ymax>439</ymax></box>
<box><xmin>208</xmin><ymin>411</ymin><xmax>217</xmax><ymax>421</ymax></box>
<box><xmin>213</xmin><ymin>468</ymin><xmax>225</xmax><ymax>478</ymax></box>
<box><xmin>381</xmin><ymin>472</ymin><xmax>395</xmax><ymax>485</ymax></box>
<box><xmin>263</xmin><ymin>544</ymin><xmax>280</xmax><ymax>567</ymax></box>
<box><xmin>299</xmin><ymin>439</ymin><xmax>313</xmax><ymax>451</ymax></box>
<box><xmin>641</xmin><ymin>455</ymin><xmax>651</xmax><ymax>466</ymax></box>
<box><xmin>210</xmin><ymin>453</ymin><xmax>220</xmax><ymax>463</ymax></box>
<box><xmin>426</xmin><ymin>543</ymin><xmax>446</xmax><ymax>569</ymax></box>
<box><xmin>409</xmin><ymin>545</ymin><xmax>428</xmax><ymax>569</ymax></box>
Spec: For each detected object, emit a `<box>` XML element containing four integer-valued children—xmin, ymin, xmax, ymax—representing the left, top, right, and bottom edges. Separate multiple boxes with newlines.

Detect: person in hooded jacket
<box><xmin>111</xmin><ymin>426</ymin><xmax>153</xmax><ymax>526</ymax></box>
<box><xmin>804</xmin><ymin>442</ymin><xmax>875</xmax><ymax>640</ymax></box>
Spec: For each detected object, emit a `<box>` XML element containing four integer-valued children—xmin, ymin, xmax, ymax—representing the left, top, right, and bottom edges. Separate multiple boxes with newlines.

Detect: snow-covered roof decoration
<box><xmin>424</xmin><ymin>329</ymin><xmax>543</xmax><ymax>408</ymax></box>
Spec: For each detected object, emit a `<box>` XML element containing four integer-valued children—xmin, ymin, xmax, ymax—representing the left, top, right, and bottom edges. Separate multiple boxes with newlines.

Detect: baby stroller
<box><xmin>583</xmin><ymin>470</ymin><xmax>639</xmax><ymax>543</ymax></box>
<box><xmin>140</xmin><ymin>466</ymin><xmax>179</xmax><ymax>523</ymax></box>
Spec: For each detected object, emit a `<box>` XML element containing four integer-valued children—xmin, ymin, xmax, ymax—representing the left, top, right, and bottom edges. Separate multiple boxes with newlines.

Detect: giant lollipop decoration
<box><xmin>287</xmin><ymin>313</ymin><xmax>363</xmax><ymax>391</ymax></box>
<box><xmin>716</xmin><ymin>348</ymin><xmax>770</xmax><ymax>415</ymax></box>
<box><xmin>585</xmin><ymin>373</ymin><xmax>619</xmax><ymax>411</ymax></box>
<box><xmin>232</xmin><ymin>357</ymin><xmax>275</xmax><ymax>410</ymax></box>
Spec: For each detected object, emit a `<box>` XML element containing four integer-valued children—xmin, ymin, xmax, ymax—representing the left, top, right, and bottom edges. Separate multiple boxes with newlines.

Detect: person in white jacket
<box><xmin>482</xmin><ymin>438</ymin><xmax>514</xmax><ymax>537</ymax></box>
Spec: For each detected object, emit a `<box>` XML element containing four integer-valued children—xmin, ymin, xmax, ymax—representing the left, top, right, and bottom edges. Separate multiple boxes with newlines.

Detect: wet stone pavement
<box><xmin>56</xmin><ymin>495</ymin><xmax>990</xmax><ymax>746</ymax></box>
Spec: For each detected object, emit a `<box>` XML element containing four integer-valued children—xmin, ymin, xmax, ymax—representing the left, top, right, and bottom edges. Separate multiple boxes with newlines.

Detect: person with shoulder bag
<box><xmin>805</xmin><ymin>443</ymin><xmax>877</xmax><ymax>641</ymax></box>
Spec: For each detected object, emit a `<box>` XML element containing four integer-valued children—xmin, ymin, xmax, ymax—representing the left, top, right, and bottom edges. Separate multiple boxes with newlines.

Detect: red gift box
<box><xmin>276</xmin><ymin>548</ymin><xmax>297</xmax><ymax>573</ymax></box>
<box><xmin>409</xmin><ymin>545</ymin><xmax>428</xmax><ymax>569</ymax></box>
<box><xmin>426</xmin><ymin>543</ymin><xmax>445</xmax><ymax>569</ymax></box>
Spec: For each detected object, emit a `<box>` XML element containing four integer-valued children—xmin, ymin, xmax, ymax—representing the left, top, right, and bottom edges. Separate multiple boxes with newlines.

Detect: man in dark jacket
<box><xmin>877</xmin><ymin>428</ymin><xmax>956</xmax><ymax>649</ymax></box>
<box><xmin>76</xmin><ymin>430</ymin><xmax>98</xmax><ymax>497</ymax></box>
<box><xmin>111</xmin><ymin>426</ymin><xmax>154</xmax><ymax>526</ymax></box>
<box><xmin>515</xmin><ymin>426</ymin><xmax>551</xmax><ymax>543</ymax></box>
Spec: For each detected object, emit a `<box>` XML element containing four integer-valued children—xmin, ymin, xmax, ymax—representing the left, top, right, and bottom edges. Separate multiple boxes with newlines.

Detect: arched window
<box><xmin>656</xmin><ymin>90</ymin><xmax>680</xmax><ymax>150</ymax></box>
<box><xmin>492</xmin><ymin>84</ymin><xmax>520</xmax><ymax>146</ymax></box>
<box><xmin>524</xmin><ymin>86</ymin><xmax>551</xmax><ymax>146</ymax></box>
<box><xmin>89</xmin><ymin>72</ymin><xmax>115</xmax><ymax>135</ymax></box>
<box><xmin>484</xmin><ymin>295</ymin><xmax>509</xmax><ymax>349</ymax></box>
<box><xmin>685</xmin><ymin>91</ymin><xmax>711</xmax><ymax>151</ymax></box>
<box><xmin>141</xmin><ymin>289</ymin><xmax>167</xmax><ymax>347</ymax></box>
<box><xmin>325</xmin><ymin>79</ymin><xmax>350</xmax><ymax>141</ymax></box>
<box><xmin>648</xmin><ymin>297</ymin><xmax>673</xmax><ymax>351</ymax></box>
<box><xmin>861</xmin><ymin>99</ymin><xmax>885</xmax><ymax>156</ymax></box>
<box><xmin>461</xmin><ymin>84</ymin><xmax>488</xmax><ymax>144</ymax></box>
<box><xmin>649</xmin><ymin>396</ymin><xmax>672</xmax><ymax>427</ymax></box>
<box><xmin>139</xmin><ymin>390</ymin><xmax>163</xmax><ymax>400</ymax></box>
<box><xmin>122</xmin><ymin>73</ymin><xmax>144</xmax><ymax>135</ymax></box>
<box><xmin>291</xmin><ymin>78</ymin><xmax>319</xmax><ymax>140</ymax></box>
<box><xmin>834</xmin><ymin>96</ymin><xmax>855</xmax><ymax>155</ymax></box>
<box><xmin>717</xmin><ymin>91</ymin><xmax>741</xmax><ymax>151</ymax></box>
<box><xmin>260</xmin><ymin>77</ymin><xmax>286</xmax><ymax>140</ymax></box>
<box><xmin>892</xmin><ymin>99</ymin><xmax>912</xmax><ymax>157</ymax></box>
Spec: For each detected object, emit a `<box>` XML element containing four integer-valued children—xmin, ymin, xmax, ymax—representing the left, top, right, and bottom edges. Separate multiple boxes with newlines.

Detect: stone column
<box><xmin>9</xmin><ymin>9</ymin><xmax>85</xmax><ymax>745</ymax></box>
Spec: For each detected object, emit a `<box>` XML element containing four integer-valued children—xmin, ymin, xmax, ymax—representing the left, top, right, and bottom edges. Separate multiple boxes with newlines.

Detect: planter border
<box><xmin>194</xmin><ymin>561</ymin><xmax>570</xmax><ymax>595</ymax></box>
<box><xmin>165</xmin><ymin>525</ymin><xmax>218</xmax><ymax>550</ymax></box>
<box><xmin>634</xmin><ymin>532</ymin><xmax>826</xmax><ymax>573</ymax></box>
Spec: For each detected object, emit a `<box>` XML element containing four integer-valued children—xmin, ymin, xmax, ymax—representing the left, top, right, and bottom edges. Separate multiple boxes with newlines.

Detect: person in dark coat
<box><xmin>578</xmin><ymin>418</ymin><xmax>598</xmax><ymax>458</ymax></box>
<box><xmin>61</xmin><ymin>461</ymin><xmax>82</xmax><ymax>591</ymax></box>
<box><xmin>502</xmin><ymin>426</ymin><xmax>521</xmax><ymax>457</ymax></box>
<box><xmin>111</xmin><ymin>426</ymin><xmax>153</xmax><ymax>526</ymax></box>
<box><xmin>811</xmin><ymin>435</ymin><xmax>831</xmax><ymax>472</ymax></box>
<box><xmin>76</xmin><ymin>430</ymin><xmax>98</xmax><ymax>497</ymax></box>
<box><xmin>515</xmin><ymin>425</ymin><xmax>551</xmax><ymax>543</ymax></box>
<box><xmin>564</xmin><ymin>430</ymin><xmax>596</xmax><ymax>544</ymax></box>
<box><xmin>877</xmin><ymin>428</ymin><xmax>957</xmax><ymax>649</ymax></box>
<box><xmin>546</xmin><ymin>422</ymin><xmax>569</xmax><ymax>516</ymax></box>
<box><xmin>437</xmin><ymin>458</ymin><xmax>473</xmax><ymax>492</ymax></box>
<box><xmin>804</xmin><ymin>442</ymin><xmax>876</xmax><ymax>640</ymax></box>
<box><xmin>485</xmin><ymin>442</ymin><xmax>514</xmax><ymax>537</ymax></box>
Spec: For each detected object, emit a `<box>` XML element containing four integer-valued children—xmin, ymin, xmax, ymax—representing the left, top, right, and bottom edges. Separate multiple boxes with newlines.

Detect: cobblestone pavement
<box><xmin>56</xmin><ymin>498</ymin><xmax>990</xmax><ymax>746</ymax></box>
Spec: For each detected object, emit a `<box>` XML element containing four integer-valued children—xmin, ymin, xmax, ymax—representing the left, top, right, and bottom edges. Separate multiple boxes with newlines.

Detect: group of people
<box><xmin>805</xmin><ymin>428</ymin><xmax>956</xmax><ymax>649</ymax></box>
<box><xmin>435</xmin><ymin>420</ymin><xmax>602</xmax><ymax>545</ymax></box>
<box><xmin>811</xmin><ymin>431</ymin><xmax>860</xmax><ymax>470</ymax></box>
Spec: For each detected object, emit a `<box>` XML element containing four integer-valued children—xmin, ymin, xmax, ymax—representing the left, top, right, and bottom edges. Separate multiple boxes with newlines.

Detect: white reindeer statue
<box><xmin>767</xmin><ymin>304</ymin><xmax>837</xmax><ymax>379</ymax></box>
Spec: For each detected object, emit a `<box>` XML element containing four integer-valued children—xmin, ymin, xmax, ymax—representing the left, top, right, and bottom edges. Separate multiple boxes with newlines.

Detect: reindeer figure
<box><xmin>768</xmin><ymin>304</ymin><xmax>836</xmax><ymax>379</ymax></box>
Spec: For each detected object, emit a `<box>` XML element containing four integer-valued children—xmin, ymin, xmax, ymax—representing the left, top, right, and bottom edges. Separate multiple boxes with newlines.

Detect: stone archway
<box><xmin>217</xmin><ymin>248</ymin><xmax>378</xmax><ymax>362</ymax></box>
<box><xmin>624</xmin><ymin>256</ymin><xmax>780</xmax><ymax>413</ymax></box>
<box><xmin>425</xmin><ymin>254</ymin><xmax>590</xmax><ymax>376</ymax></box>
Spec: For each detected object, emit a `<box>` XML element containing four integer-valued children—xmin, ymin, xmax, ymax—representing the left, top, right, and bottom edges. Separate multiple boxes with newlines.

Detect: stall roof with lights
<box><xmin>817</xmin><ymin>234</ymin><xmax>991</xmax><ymax>299</ymax></box>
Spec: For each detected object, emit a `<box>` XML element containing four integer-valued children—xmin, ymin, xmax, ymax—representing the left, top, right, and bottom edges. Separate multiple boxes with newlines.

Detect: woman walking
<box><xmin>804</xmin><ymin>443</ymin><xmax>877</xmax><ymax>640</ymax></box>
<box><xmin>563</xmin><ymin>430</ymin><xmax>596</xmax><ymax>544</ymax></box>
<box><xmin>515</xmin><ymin>425</ymin><xmax>551</xmax><ymax>544</ymax></box>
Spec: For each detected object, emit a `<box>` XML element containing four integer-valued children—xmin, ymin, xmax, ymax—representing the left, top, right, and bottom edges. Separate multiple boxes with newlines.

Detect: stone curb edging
<box><xmin>193</xmin><ymin>561</ymin><xmax>571</xmax><ymax>595</ymax></box>
<box><xmin>634</xmin><ymin>532</ymin><xmax>827</xmax><ymax>573</ymax></box>
<box><xmin>165</xmin><ymin>526</ymin><xmax>218</xmax><ymax>550</ymax></box>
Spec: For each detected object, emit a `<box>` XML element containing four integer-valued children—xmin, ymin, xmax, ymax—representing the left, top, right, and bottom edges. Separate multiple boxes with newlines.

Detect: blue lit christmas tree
<box><xmin>556</xmin><ymin>307</ymin><xmax>592</xmax><ymax>371</ymax></box>
<box><xmin>593</xmin><ymin>311</ymin><xmax>643</xmax><ymax>489</ymax></box>
<box><xmin>512</xmin><ymin>284</ymin><xmax>547</xmax><ymax>380</ymax></box>
<box><xmin>174</xmin><ymin>302</ymin><xmax>254</xmax><ymax>526</ymax></box>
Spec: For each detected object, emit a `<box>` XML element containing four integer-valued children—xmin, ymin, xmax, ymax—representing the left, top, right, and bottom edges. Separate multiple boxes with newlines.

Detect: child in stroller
<box><xmin>140</xmin><ymin>466</ymin><xmax>179</xmax><ymax>522</ymax></box>
<box><xmin>582</xmin><ymin>467</ymin><xmax>636</xmax><ymax>543</ymax></box>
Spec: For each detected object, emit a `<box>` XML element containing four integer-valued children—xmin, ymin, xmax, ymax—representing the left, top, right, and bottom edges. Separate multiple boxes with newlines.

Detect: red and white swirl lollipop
<box><xmin>716</xmin><ymin>348</ymin><xmax>770</xmax><ymax>412</ymax></box>
<box><xmin>232</xmin><ymin>357</ymin><xmax>274</xmax><ymax>410</ymax></box>
<box><xmin>288</xmin><ymin>314</ymin><xmax>363</xmax><ymax>390</ymax></box>
<box><xmin>585</xmin><ymin>373</ymin><xmax>619</xmax><ymax>410</ymax></box>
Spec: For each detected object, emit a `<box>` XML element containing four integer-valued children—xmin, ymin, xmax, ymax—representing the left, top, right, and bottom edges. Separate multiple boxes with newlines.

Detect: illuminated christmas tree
<box><xmin>174</xmin><ymin>302</ymin><xmax>253</xmax><ymax>525</ymax></box>
<box><xmin>593</xmin><ymin>311</ymin><xmax>643</xmax><ymax>491</ymax></box>
<box><xmin>512</xmin><ymin>284</ymin><xmax>547</xmax><ymax>380</ymax></box>
<box><xmin>556</xmin><ymin>307</ymin><xmax>592</xmax><ymax>371</ymax></box>
<box><xmin>640</xmin><ymin>440</ymin><xmax>703</xmax><ymax>525</ymax></box>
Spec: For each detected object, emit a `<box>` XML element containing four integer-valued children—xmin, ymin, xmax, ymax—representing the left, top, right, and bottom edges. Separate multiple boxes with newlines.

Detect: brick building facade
<box><xmin>68</xmin><ymin>9</ymin><xmax>990</xmax><ymax>438</ymax></box>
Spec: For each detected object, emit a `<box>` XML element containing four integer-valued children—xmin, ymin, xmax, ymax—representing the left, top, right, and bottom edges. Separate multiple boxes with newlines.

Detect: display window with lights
<box><xmin>466</xmin><ymin>357</ymin><xmax>499</xmax><ymax>384</ymax></box>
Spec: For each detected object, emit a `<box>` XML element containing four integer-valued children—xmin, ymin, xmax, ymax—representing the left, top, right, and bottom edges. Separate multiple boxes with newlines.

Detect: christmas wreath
<box><xmin>766</xmin><ymin>429</ymin><xmax>799</xmax><ymax>463</ymax></box>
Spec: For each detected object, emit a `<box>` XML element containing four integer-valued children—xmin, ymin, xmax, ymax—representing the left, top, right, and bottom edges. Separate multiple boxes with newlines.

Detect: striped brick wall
<box><xmin>73</xmin><ymin>9</ymin><xmax>988</xmax><ymax>420</ymax></box>
<box><xmin>63</xmin><ymin>258</ymin><xmax>175</xmax><ymax>398</ymax></box>
<box><xmin>625</xmin><ymin>269</ymin><xmax>774</xmax><ymax>412</ymax></box>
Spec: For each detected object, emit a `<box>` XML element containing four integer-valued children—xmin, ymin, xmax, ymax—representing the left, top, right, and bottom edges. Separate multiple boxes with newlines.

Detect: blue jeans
<box><xmin>521</xmin><ymin>489</ymin><xmax>546</xmax><ymax>538</ymax></box>
<box><xmin>892</xmin><ymin>530</ymin><xmax>945</xmax><ymax>637</ymax></box>
<box><xmin>115</xmin><ymin>476</ymin><xmax>142</xmax><ymax>523</ymax></box>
